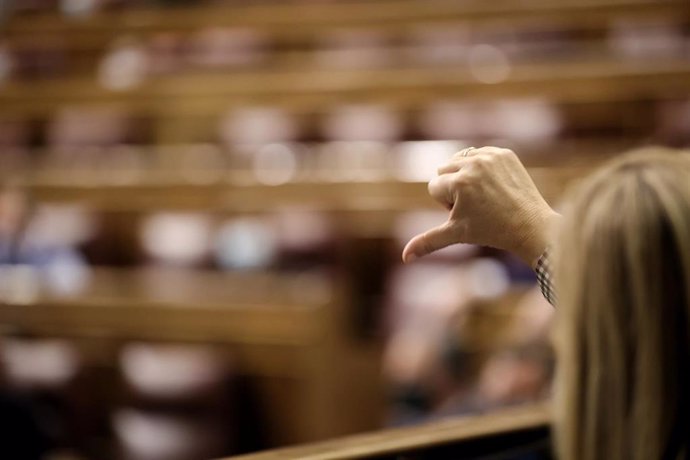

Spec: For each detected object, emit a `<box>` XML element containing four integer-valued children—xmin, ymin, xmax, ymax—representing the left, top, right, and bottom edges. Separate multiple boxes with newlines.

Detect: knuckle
<box><xmin>452</xmin><ymin>151</ymin><xmax>466</xmax><ymax>161</ymax></box>
<box><xmin>496</xmin><ymin>148</ymin><xmax>515</xmax><ymax>158</ymax></box>
<box><xmin>474</xmin><ymin>155</ymin><xmax>494</xmax><ymax>169</ymax></box>
<box><xmin>427</xmin><ymin>178</ymin><xmax>437</xmax><ymax>194</ymax></box>
<box><xmin>428</xmin><ymin>175</ymin><xmax>443</xmax><ymax>188</ymax></box>
<box><xmin>482</xmin><ymin>146</ymin><xmax>514</xmax><ymax>158</ymax></box>
<box><xmin>451</xmin><ymin>173</ymin><xmax>469</xmax><ymax>187</ymax></box>
<box><xmin>439</xmin><ymin>160</ymin><xmax>458</xmax><ymax>172</ymax></box>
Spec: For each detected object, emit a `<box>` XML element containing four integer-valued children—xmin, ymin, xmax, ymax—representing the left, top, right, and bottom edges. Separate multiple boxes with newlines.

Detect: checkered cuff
<box><xmin>535</xmin><ymin>248</ymin><xmax>556</xmax><ymax>306</ymax></box>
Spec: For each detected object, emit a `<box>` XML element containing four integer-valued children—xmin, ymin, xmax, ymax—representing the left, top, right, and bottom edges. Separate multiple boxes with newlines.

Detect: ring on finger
<box><xmin>461</xmin><ymin>146</ymin><xmax>476</xmax><ymax>157</ymax></box>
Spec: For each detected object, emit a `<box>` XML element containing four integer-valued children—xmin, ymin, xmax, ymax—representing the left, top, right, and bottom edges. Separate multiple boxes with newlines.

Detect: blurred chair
<box><xmin>60</xmin><ymin>0</ymin><xmax>108</xmax><ymax>17</ymax></box>
<box><xmin>98</xmin><ymin>38</ymin><xmax>149</xmax><ymax>91</ymax></box>
<box><xmin>314</xmin><ymin>141</ymin><xmax>391</xmax><ymax>181</ymax></box>
<box><xmin>119</xmin><ymin>342</ymin><xmax>231</xmax><ymax>404</ymax></box>
<box><xmin>219</xmin><ymin>107</ymin><xmax>302</xmax><ymax>177</ymax></box>
<box><xmin>417</xmin><ymin>99</ymin><xmax>562</xmax><ymax>145</ymax></box>
<box><xmin>219</xmin><ymin>107</ymin><xmax>300</xmax><ymax>147</ymax></box>
<box><xmin>5</xmin><ymin>0</ymin><xmax>59</xmax><ymax>14</ymax></box>
<box><xmin>272</xmin><ymin>209</ymin><xmax>336</xmax><ymax>269</ymax></box>
<box><xmin>147</xmin><ymin>33</ymin><xmax>184</xmax><ymax>76</ymax></box>
<box><xmin>405</xmin><ymin>25</ymin><xmax>471</xmax><ymax>66</ymax></box>
<box><xmin>5</xmin><ymin>37</ymin><xmax>67</xmax><ymax>80</ymax></box>
<box><xmin>480</xmin><ymin>99</ymin><xmax>562</xmax><ymax>145</ymax></box>
<box><xmin>139</xmin><ymin>212</ymin><xmax>214</xmax><ymax>268</ymax></box>
<box><xmin>394</xmin><ymin>140</ymin><xmax>459</xmax><ymax>182</ymax></box>
<box><xmin>321</xmin><ymin>104</ymin><xmax>403</xmax><ymax>143</ymax></box>
<box><xmin>314</xmin><ymin>29</ymin><xmax>394</xmax><ymax>69</ymax></box>
<box><xmin>150</xmin><ymin>144</ymin><xmax>226</xmax><ymax>184</ymax></box>
<box><xmin>116</xmin><ymin>342</ymin><xmax>235</xmax><ymax>459</ymax></box>
<box><xmin>113</xmin><ymin>409</ymin><xmax>228</xmax><ymax>460</ymax></box>
<box><xmin>0</xmin><ymin>43</ymin><xmax>14</xmax><ymax>84</ymax></box>
<box><xmin>2</xmin><ymin>338</ymin><xmax>81</xmax><ymax>390</ymax></box>
<box><xmin>47</xmin><ymin>107</ymin><xmax>140</xmax><ymax>149</ymax></box>
<box><xmin>185</xmin><ymin>27</ymin><xmax>268</xmax><ymax>70</ymax></box>
<box><xmin>608</xmin><ymin>20</ymin><xmax>687</xmax><ymax>60</ymax></box>
<box><xmin>417</xmin><ymin>101</ymin><xmax>480</xmax><ymax>140</ymax></box>
<box><xmin>0</xmin><ymin>337</ymin><xmax>97</xmax><ymax>455</ymax></box>
<box><xmin>656</xmin><ymin>99</ymin><xmax>690</xmax><ymax>145</ymax></box>
<box><xmin>251</xmin><ymin>143</ymin><xmax>301</xmax><ymax>185</ymax></box>
<box><xmin>213</xmin><ymin>216</ymin><xmax>277</xmax><ymax>270</ymax></box>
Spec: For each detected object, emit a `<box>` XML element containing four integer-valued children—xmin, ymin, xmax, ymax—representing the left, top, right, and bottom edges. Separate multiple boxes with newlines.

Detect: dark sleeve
<box><xmin>534</xmin><ymin>248</ymin><xmax>557</xmax><ymax>306</ymax></box>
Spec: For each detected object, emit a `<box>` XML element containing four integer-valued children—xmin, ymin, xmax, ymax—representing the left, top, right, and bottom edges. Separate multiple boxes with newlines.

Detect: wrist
<box><xmin>514</xmin><ymin>208</ymin><xmax>561</xmax><ymax>268</ymax></box>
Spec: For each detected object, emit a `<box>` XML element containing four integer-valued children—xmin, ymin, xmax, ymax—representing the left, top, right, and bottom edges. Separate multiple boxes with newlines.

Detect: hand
<box><xmin>402</xmin><ymin>146</ymin><xmax>560</xmax><ymax>266</ymax></box>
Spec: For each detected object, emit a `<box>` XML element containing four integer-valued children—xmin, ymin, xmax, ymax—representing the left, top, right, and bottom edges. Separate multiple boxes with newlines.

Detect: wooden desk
<box><xmin>225</xmin><ymin>402</ymin><xmax>551</xmax><ymax>460</ymax></box>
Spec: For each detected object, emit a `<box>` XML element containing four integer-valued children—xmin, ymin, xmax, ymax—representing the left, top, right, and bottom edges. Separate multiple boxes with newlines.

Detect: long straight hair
<box><xmin>554</xmin><ymin>148</ymin><xmax>690</xmax><ymax>460</ymax></box>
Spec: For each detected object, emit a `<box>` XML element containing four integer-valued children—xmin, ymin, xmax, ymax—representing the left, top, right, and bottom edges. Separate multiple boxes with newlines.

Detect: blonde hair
<box><xmin>554</xmin><ymin>148</ymin><xmax>690</xmax><ymax>460</ymax></box>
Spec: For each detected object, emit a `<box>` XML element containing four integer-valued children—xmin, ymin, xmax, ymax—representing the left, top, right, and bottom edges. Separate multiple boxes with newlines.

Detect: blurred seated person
<box><xmin>403</xmin><ymin>146</ymin><xmax>690</xmax><ymax>460</ymax></box>
<box><xmin>0</xmin><ymin>185</ymin><xmax>29</xmax><ymax>264</ymax></box>
<box><xmin>0</xmin><ymin>186</ymin><xmax>91</xmax><ymax>295</ymax></box>
<box><xmin>384</xmin><ymin>285</ymin><xmax>553</xmax><ymax>426</ymax></box>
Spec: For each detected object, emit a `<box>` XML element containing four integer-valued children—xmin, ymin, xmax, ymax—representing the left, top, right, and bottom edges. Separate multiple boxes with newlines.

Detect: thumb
<box><xmin>402</xmin><ymin>221</ymin><xmax>458</xmax><ymax>263</ymax></box>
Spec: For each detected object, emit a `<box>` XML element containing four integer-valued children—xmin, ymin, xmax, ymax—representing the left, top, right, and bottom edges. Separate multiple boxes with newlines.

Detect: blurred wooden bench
<box><xmin>3</xmin><ymin>0</ymin><xmax>687</xmax><ymax>79</ymax></box>
<box><xmin>4</xmin><ymin>0</ymin><xmax>685</xmax><ymax>47</ymax></box>
<box><xmin>223</xmin><ymin>402</ymin><xmax>552</xmax><ymax>460</ymax></box>
<box><xmin>0</xmin><ymin>267</ymin><xmax>384</xmax><ymax>445</ymax></box>
<box><xmin>19</xmin><ymin>164</ymin><xmax>593</xmax><ymax>211</ymax></box>
<box><xmin>1</xmin><ymin>58</ymin><xmax>689</xmax><ymax>119</ymax></box>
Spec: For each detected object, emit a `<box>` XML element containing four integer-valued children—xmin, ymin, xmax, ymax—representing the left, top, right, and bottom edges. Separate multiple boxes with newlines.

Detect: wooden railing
<box><xmin>223</xmin><ymin>402</ymin><xmax>552</xmax><ymax>460</ymax></box>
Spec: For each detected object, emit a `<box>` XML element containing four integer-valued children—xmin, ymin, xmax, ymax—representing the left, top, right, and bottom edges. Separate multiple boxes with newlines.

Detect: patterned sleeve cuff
<box><xmin>535</xmin><ymin>248</ymin><xmax>556</xmax><ymax>306</ymax></box>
